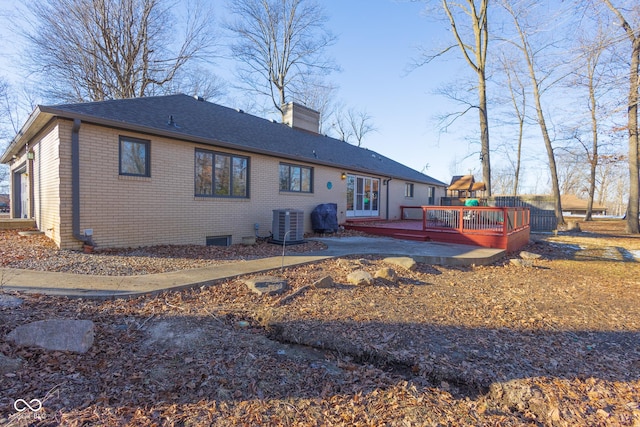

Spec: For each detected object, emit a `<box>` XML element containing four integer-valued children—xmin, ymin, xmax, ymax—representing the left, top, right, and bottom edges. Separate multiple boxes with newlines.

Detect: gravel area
<box><xmin>0</xmin><ymin>230</ymin><xmax>328</xmax><ymax>275</ymax></box>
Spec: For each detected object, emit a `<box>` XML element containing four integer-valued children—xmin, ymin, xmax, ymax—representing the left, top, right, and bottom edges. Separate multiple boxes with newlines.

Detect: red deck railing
<box><xmin>400</xmin><ymin>205</ymin><xmax>530</xmax><ymax>236</ymax></box>
<box><xmin>345</xmin><ymin>206</ymin><xmax>530</xmax><ymax>251</ymax></box>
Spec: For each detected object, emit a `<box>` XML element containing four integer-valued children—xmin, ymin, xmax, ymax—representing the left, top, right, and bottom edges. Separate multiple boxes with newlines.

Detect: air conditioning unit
<box><xmin>271</xmin><ymin>209</ymin><xmax>305</xmax><ymax>244</ymax></box>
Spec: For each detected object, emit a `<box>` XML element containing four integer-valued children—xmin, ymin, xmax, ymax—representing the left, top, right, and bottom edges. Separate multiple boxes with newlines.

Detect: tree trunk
<box><xmin>532</xmin><ymin>89</ymin><xmax>564</xmax><ymax>226</ymax></box>
<box><xmin>514</xmin><ymin>113</ymin><xmax>523</xmax><ymax>196</ymax></box>
<box><xmin>601</xmin><ymin>0</ymin><xmax>640</xmax><ymax>233</ymax></box>
<box><xmin>478</xmin><ymin>70</ymin><xmax>492</xmax><ymax>196</ymax></box>
<box><xmin>442</xmin><ymin>0</ymin><xmax>491</xmax><ymax>196</ymax></box>
<box><xmin>505</xmin><ymin>1</ymin><xmax>563</xmax><ymax>225</ymax></box>
<box><xmin>523</xmin><ymin>56</ymin><xmax>563</xmax><ymax>225</ymax></box>
<box><xmin>585</xmin><ymin>74</ymin><xmax>598</xmax><ymax>221</ymax></box>
<box><xmin>626</xmin><ymin>37</ymin><xmax>640</xmax><ymax>233</ymax></box>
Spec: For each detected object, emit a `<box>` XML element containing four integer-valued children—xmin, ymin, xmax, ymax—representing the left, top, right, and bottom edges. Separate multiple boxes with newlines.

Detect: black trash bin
<box><xmin>311</xmin><ymin>203</ymin><xmax>339</xmax><ymax>233</ymax></box>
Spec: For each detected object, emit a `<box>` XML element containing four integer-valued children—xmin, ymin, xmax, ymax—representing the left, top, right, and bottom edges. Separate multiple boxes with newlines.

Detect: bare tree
<box><xmin>497</xmin><ymin>53</ymin><xmax>527</xmax><ymax>196</ymax></box>
<box><xmin>332</xmin><ymin>107</ymin><xmax>377</xmax><ymax>147</ymax></box>
<box><xmin>161</xmin><ymin>66</ymin><xmax>227</xmax><ymax>102</ymax></box>
<box><xmin>24</xmin><ymin>0</ymin><xmax>218</xmax><ymax>102</ymax></box>
<box><xmin>600</xmin><ymin>0</ymin><xmax>640</xmax><ymax>233</ymax></box>
<box><xmin>491</xmin><ymin>166</ymin><xmax>518</xmax><ymax>195</ymax></box>
<box><xmin>294</xmin><ymin>77</ymin><xmax>339</xmax><ymax>134</ymax></box>
<box><xmin>0</xmin><ymin>79</ymin><xmax>9</xmax><ymax>139</ymax></box>
<box><xmin>597</xmin><ymin>153</ymin><xmax>627</xmax><ymax>215</ymax></box>
<box><xmin>226</xmin><ymin>0</ymin><xmax>338</xmax><ymax>119</ymax></box>
<box><xmin>0</xmin><ymin>79</ymin><xmax>10</xmax><ymax>194</ymax></box>
<box><xmin>417</xmin><ymin>0</ymin><xmax>491</xmax><ymax>196</ymax></box>
<box><xmin>555</xmin><ymin>148</ymin><xmax>588</xmax><ymax>196</ymax></box>
<box><xmin>501</xmin><ymin>0</ymin><xmax>568</xmax><ymax>226</ymax></box>
<box><xmin>574</xmin><ymin>27</ymin><xmax>609</xmax><ymax>220</ymax></box>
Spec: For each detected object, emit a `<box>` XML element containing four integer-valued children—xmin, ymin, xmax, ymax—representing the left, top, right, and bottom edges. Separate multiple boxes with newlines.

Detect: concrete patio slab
<box><xmin>0</xmin><ymin>237</ymin><xmax>504</xmax><ymax>298</ymax></box>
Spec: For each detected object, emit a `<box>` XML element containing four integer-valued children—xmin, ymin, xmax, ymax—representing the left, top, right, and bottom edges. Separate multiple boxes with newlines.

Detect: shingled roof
<box><xmin>2</xmin><ymin>94</ymin><xmax>445</xmax><ymax>186</ymax></box>
<box><xmin>448</xmin><ymin>175</ymin><xmax>474</xmax><ymax>191</ymax></box>
<box><xmin>448</xmin><ymin>175</ymin><xmax>486</xmax><ymax>193</ymax></box>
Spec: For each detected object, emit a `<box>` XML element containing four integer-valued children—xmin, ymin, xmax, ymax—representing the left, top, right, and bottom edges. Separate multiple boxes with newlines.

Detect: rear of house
<box><xmin>1</xmin><ymin>95</ymin><xmax>446</xmax><ymax>249</ymax></box>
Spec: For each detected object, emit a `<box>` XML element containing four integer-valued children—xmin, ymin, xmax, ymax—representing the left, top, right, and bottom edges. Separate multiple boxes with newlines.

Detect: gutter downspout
<box><xmin>384</xmin><ymin>178</ymin><xmax>392</xmax><ymax>220</ymax></box>
<box><xmin>71</xmin><ymin>119</ymin><xmax>90</xmax><ymax>244</ymax></box>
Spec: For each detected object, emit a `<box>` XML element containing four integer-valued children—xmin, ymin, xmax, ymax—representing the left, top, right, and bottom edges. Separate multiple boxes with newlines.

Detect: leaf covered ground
<box><xmin>1</xmin><ymin>220</ymin><xmax>639</xmax><ymax>426</ymax></box>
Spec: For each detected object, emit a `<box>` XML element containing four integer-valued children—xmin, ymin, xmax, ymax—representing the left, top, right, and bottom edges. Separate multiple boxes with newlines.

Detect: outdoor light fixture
<box><xmin>341</xmin><ymin>172</ymin><xmax>347</xmax><ymax>180</ymax></box>
<box><xmin>27</xmin><ymin>151</ymin><xmax>34</xmax><ymax>160</ymax></box>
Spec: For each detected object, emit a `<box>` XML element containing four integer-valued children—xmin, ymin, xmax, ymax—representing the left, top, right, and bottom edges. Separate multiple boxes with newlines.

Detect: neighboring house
<box><xmin>561</xmin><ymin>194</ymin><xmax>608</xmax><ymax>216</ymax></box>
<box><xmin>443</xmin><ymin>175</ymin><xmax>487</xmax><ymax>205</ymax></box>
<box><xmin>0</xmin><ymin>94</ymin><xmax>446</xmax><ymax>249</ymax></box>
<box><xmin>0</xmin><ymin>194</ymin><xmax>9</xmax><ymax>212</ymax></box>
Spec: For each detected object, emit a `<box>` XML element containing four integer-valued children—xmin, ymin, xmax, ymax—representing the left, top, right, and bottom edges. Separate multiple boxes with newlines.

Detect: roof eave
<box><xmin>0</xmin><ymin>106</ymin><xmax>54</xmax><ymax>164</ymax></box>
<box><xmin>3</xmin><ymin>105</ymin><xmax>446</xmax><ymax>186</ymax></box>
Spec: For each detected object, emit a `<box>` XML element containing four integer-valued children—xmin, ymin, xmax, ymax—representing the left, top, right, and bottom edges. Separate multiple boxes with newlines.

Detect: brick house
<box><xmin>0</xmin><ymin>94</ymin><xmax>446</xmax><ymax>249</ymax></box>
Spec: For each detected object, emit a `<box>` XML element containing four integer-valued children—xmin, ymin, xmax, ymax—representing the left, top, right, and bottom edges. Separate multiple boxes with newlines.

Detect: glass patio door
<box><xmin>346</xmin><ymin>174</ymin><xmax>379</xmax><ymax>217</ymax></box>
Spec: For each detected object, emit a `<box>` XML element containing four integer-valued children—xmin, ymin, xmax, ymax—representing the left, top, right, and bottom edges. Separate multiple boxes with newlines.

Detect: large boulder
<box><xmin>243</xmin><ymin>276</ymin><xmax>288</xmax><ymax>296</ymax></box>
<box><xmin>312</xmin><ymin>276</ymin><xmax>334</xmax><ymax>289</ymax></box>
<box><xmin>347</xmin><ymin>270</ymin><xmax>374</xmax><ymax>286</ymax></box>
<box><xmin>520</xmin><ymin>251</ymin><xmax>543</xmax><ymax>260</ymax></box>
<box><xmin>374</xmin><ymin>267</ymin><xmax>398</xmax><ymax>283</ymax></box>
<box><xmin>510</xmin><ymin>258</ymin><xmax>534</xmax><ymax>267</ymax></box>
<box><xmin>0</xmin><ymin>295</ymin><xmax>23</xmax><ymax>308</ymax></box>
<box><xmin>7</xmin><ymin>319</ymin><xmax>95</xmax><ymax>353</ymax></box>
<box><xmin>0</xmin><ymin>353</ymin><xmax>22</xmax><ymax>374</ymax></box>
<box><xmin>383</xmin><ymin>256</ymin><xmax>418</xmax><ymax>271</ymax></box>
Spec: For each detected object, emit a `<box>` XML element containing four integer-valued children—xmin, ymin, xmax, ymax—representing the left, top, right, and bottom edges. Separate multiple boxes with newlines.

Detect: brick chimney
<box><xmin>282</xmin><ymin>102</ymin><xmax>320</xmax><ymax>134</ymax></box>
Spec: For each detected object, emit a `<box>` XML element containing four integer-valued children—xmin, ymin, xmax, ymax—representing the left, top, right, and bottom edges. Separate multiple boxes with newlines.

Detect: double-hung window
<box><xmin>279</xmin><ymin>163</ymin><xmax>313</xmax><ymax>193</ymax></box>
<box><xmin>405</xmin><ymin>183</ymin><xmax>414</xmax><ymax>198</ymax></box>
<box><xmin>195</xmin><ymin>149</ymin><xmax>249</xmax><ymax>198</ymax></box>
<box><xmin>119</xmin><ymin>136</ymin><xmax>150</xmax><ymax>177</ymax></box>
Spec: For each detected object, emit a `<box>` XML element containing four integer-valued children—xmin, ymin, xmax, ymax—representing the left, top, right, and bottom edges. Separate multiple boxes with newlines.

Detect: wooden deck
<box><xmin>344</xmin><ymin>206</ymin><xmax>530</xmax><ymax>252</ymax></box>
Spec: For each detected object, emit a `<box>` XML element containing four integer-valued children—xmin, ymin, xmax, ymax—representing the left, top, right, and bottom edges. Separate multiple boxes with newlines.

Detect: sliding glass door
<box><xmin>346</xmin><ymin>174</ymin><xmax>379</xmax><ymax>217</ymax></box>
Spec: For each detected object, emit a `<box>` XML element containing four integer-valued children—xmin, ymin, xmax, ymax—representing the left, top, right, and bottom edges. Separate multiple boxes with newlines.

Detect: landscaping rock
<box><xmin>7</xmin><ymin>319</ymin><xmax>95</xmax><ymax>353</ymax></box>
<box><xmin>144</xmin><ymin>320</ymin><xmax>207</xmax><ymax>349</ymax></box>
<box><xmin>0</xmin><ymin>353</ymin><xmax>22</xmax><ymax>374</ymax></box>
<box><xmin>510</xmin><ymin>259</ymin><xmax>533</xmax><ymax>267</ymax></box>
<box><xmin>244</xmin><ymin>276</ymin><xmax>288</xmax><ymax>296</ymax></box>
<box><xmin>488</xmin><ymin>380</ymin><xmax>548</xmax><ymax>421</ymax></box>
<box><xmin>520</xmin><ymin>251</ymin><xmax>542</xmax><ymax>260</ymax></box>
<box><xmin>566</xmin><ymin>221</ymin><xmax>581</xmax><ymax>232</ymax></box>
<box><xmin>0</xmin><ymin>294</ymin><xmax>23</xmax><ymax>308</ymax></box>
<box><xmin>383</xmin><ymin>256</ymin><xmax>417</xmax><ymax>271</ymax></box>
<box><xmin>337</xmin><ymin>259</ymin><xmax>357</xmax><ymax>269</ymax></box>
<box><xmin>374</xmin><ymin>267</ymin><xmax>397</xmax><ymax>283</ymax></box>
<box><xmin>347</xmin><ymin>270</ymin><xmax>374</xmax><ymax>286</ymax></box>
<box><xmin>312</xmin><ymin>276</ymin><xmax>334</xmax><ymax>289</ymax></box>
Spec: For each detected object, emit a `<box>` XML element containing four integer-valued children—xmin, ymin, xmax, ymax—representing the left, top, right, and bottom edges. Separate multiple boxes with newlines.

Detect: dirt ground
<box><xmin>1</xmin><ymin>219</ymin><xmax>639</xmax><ymax>426</ymax></box>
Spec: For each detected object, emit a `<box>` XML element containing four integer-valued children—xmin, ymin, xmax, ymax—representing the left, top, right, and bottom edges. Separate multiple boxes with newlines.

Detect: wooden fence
<box><xmin>489</xmin><ymin>196</ymin><xmax>557</xmax><ymax>232</ymax></box>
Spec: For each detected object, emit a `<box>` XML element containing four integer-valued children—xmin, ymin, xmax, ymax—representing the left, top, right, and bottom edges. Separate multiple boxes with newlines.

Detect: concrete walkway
<box><xmin>0</xmin><ymin>236</ymin><xmax>504</xmax><ymax>299</ymax></box>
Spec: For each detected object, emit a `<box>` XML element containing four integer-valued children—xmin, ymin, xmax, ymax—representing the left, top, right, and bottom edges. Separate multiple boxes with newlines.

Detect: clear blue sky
<box><xmin>320</xmin><ymin>0</ymin><xmax>471</xmax><ymax>185</ymax></box>
<box><xmin>0</xmin><ymin>0</ymin><xmax>508</xmax><ymax>188</ymax></box>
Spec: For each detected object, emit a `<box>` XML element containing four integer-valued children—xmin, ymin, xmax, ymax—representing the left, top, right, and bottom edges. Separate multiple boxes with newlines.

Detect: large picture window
<box><xmin>195</xmin><ymin>149</ymin><xmax>249</xmax><ymax>198</ymax></box>
<box><xmin>279</xmin><ymin>163</ymin><xmax>313</xmax><ymax>193</ymax></box>
<box><xmin>119</xmin><ymin>136</ymin><xmax>150</xmax><ymax>177</ymax></box>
